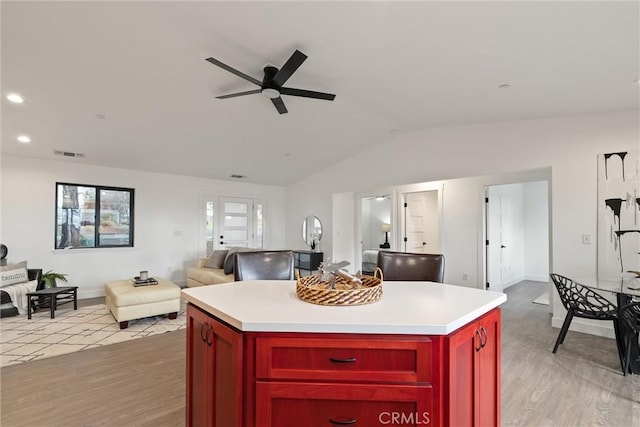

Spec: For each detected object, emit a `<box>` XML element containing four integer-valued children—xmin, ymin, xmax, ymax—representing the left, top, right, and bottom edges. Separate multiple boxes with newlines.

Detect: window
<box><xmin>55</xmin><ymin>183</ymin><xmax>134</xmax><ymax>249</ymax></box>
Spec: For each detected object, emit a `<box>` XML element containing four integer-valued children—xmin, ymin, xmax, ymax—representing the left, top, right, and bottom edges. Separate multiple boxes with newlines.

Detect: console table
<box><xmin>293</xmin><ymin>250</ymin><xmax>323</xmax><ymax>276</ymax></box>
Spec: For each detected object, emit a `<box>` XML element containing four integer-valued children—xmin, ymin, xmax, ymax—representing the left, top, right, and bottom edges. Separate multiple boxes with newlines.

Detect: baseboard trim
<box><xmin>524</xmin><ymin>275</ymin><xmax>549</xmax><ymax>282</ymax></box>
<box><xmin>502</xmin><ymin>275</ymin><xmax>526</xmax><ymax>290</ymax></box>
<box><xmin>77</xmin><ymin>279</ymin><xmax>188</xmax><ymax>300</ymax></box>
<box><xmin>551</xmin><ymin>315</ymin><xmax>616</xmax><ymax>339</ymax></box>
<box><xmin>78</xmin><ymin>289</ymin><xmax>105</xmax><ymax>299</ymax></box>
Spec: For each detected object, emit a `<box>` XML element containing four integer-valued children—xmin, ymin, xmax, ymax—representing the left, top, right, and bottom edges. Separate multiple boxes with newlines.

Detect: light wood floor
<box><xmin>1</xmin><ymin>281</ymin><xmax>638</xmax><ymax>426</ymax></box>
<box><xmin>501</xmin><ymin>281</ymin><xmax>639</xmax><ymax>426</ymax></box>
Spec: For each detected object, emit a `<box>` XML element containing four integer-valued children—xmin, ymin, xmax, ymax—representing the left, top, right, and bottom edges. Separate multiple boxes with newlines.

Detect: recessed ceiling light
<box><xmin>17</xmin><ymin>135</ymin><xmax>31</xmax><ymax>143</ymax></box>
<box><xmin>230</xmin><ymin>174</ymin><xmax>246</xmax><ymax>179</ymax></box>
<box><xmin>498</xmin><ymin>84</ymin><xmax>510</xmax><ymax>89</ymax></box>
<box><xmin>96</xmin><ymin>114</ymin><xmax>106</xmax><ymax>119</ymax></box>
<box><xmin>390</xmin><ymin>129</ymin><xmax>400</xmax><ymax>135</ymax></box>
<box><xmin>7</xmin><ymin>93</ymin><xmax>24</xmax><ymax>103</ymax></box>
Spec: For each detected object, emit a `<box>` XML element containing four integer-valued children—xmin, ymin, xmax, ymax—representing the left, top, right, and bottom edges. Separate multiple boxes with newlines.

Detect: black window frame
<box><xmin>55</xmin><ymin>182</ymin><xmax>135</xmax><ymax>249</ymax></box>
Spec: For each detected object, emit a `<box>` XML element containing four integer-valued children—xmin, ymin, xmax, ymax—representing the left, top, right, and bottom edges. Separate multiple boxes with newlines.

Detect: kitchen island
<box><xmin>182</xmin><ymin>280</ymin><xmax>506</xmax><ymax>427</ymax></box>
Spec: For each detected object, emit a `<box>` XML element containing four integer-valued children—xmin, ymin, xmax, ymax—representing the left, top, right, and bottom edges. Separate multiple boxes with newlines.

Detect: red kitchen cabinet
<box><xmin>186</xmin><ymin>304</ymin><xmax>243</xmax><ymax>427</ymax></box>
<box><xmin>447</xmin><ymin>309</ymin><xmax>501</xmax><ymax>426</ymax></box>
<box><xmin>186</xmin><ymin>302</ymin><xmax>501</xmax><ymax>427</ymax></box>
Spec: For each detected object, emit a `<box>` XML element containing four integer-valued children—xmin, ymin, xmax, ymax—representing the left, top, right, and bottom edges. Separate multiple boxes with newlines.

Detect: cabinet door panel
<box><xmin>186</xmin><ymin>304</ymin><xmax>214</xmax><ymax>427</ymax></box>
<box><xmin>256</xmin><ymin>382</ymin><xmax>432</xmax><ymax>427</ymax></box>
<box><xmin>186</xmin><ymin>304</ymin><xmax>244</xmax><ymax>427</ymax></box>
<box><xmin>447</xmin><ymin>320</ymin><xmax>478</xmax><ymax>427</ymax></box>
<box><xmin>478</xmin><ymin>309</ymin><xmax>501</xmax><ymax>427</ymax></box>
<box><xmin>447</xmin><ymin>308</ymin><xmax>501</xmax><ymax>427</ymax></box>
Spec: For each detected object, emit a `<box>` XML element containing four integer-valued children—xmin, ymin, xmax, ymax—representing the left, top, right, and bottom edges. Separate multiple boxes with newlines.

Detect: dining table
<box><xmin>573</xmin><ymin>274</ymin><xmax>640</xmax><ymax>375</ymax></box>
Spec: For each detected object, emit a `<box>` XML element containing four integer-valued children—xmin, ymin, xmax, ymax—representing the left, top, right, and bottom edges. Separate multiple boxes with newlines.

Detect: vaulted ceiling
<box><xmin>2</xmin><ymin>1</ymin><xmax>638</xmax><ymax>185</ymax></box>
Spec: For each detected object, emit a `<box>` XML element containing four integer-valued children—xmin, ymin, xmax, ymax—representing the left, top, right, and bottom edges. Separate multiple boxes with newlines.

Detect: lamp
<box><xmin>380</xmin><ymin>223</ymin><xmax>391</xmax><ymax>249</ymax></box>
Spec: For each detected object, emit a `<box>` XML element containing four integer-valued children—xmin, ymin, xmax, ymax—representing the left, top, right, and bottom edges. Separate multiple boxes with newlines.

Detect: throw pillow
<box><xmin>0</xmin><ymin>260</ymin><xmax>28</xmax><ymax>288</ymax></box>
<box><xmin>205</xmin><ymin>250</ymin><xmax>228</xmax><ymax>269</ymax></box>
<box><xmin>223</xmin><ymin>247</ymin><xmax>252</xmax><ymax>275</ymax></box>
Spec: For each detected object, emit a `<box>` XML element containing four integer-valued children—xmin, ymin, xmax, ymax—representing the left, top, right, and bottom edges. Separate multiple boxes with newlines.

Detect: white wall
<box><xmin>1</xmin><ymin>156</ymin><xmax>286</xmax><ymax>298</ymax></box>
<box><xmin>523</xmin><ymin>181</ymin><xmax>550</xmax><ymax>281</ymax></box>
<box><xmin>285</xmin><ymin>110</ymin><xmax>639</xmax><ymax>336</ymax></box>
<box><xmin>332</xmin><ymin>192</ymin><xmax>355</xmax><ymax>266</ymax></box>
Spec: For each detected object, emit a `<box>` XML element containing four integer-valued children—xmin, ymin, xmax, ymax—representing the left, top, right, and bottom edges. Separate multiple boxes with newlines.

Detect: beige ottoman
<box><xmin>105</xmin><ymin>278</ymin><xmax>181</xmax><ymax>329</ymax></box>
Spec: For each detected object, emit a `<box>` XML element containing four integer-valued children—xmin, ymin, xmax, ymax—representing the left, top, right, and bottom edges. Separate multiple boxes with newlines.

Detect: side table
<box><xmin>26</xmin><ymin>286</ymin><xmax>78</xmax><ymax>319</ymax></box>
<box><xmin>293</xmin><ymin>250</ymin><xmax>323</xmax><ymax>276</ymax></box>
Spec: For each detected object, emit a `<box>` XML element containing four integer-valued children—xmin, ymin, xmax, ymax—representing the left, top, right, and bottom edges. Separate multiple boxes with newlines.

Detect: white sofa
<box><xmin>186</xmin><ymin>258</ymin><xmax>234</xmax><ymax>287</ymax></box>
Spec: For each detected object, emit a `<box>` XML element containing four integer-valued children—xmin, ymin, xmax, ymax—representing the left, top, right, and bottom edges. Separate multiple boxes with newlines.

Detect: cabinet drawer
<box><xmin>255</xmin><ymin>336</ymin><xmax>432</xmax><ymax>383</ymax></box>
<box><xmin>256</xmin><ymin>382</ymin><xmax>433</xmax><ymax>427</ymax></box>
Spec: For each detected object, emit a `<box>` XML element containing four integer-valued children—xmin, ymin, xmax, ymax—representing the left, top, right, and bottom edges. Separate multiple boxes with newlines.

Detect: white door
<box><xmin>487</xmin><ymin>194</ymin><xmax>504</xmax><ymax>292</ymax></box>
<box><xmin>404</xmin><ymin>191</ymin><xmax>439</xmax><ymax>253</ymax></box>
<box><xmin>218</xmin><ymin>197</ymin><xmax>253</xmax><ymax>248</ymax></box>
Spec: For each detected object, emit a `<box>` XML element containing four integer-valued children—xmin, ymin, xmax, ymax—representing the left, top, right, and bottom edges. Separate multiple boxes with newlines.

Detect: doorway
<box><xmin>199</xmin><ymin>195</ymin><xmax>264</xmax><ymax>257</ymax></box>
<box><xmin>484</xmin><ymin>181</ymin><xmax>549</xmax><ymax>292</ymax></box>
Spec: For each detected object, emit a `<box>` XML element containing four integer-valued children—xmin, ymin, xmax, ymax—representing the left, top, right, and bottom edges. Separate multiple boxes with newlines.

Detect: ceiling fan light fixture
<box><xmin>261</xmin><ymin>88</ymin><xmax>280</xmax><ymax>99</ymax></box>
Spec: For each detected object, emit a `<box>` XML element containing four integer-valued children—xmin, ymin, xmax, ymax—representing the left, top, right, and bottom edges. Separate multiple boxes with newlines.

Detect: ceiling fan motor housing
<box><xmin>263</xmin><ymin>65</ymin><xmax>280</xmax><ymax>86</ymax></box>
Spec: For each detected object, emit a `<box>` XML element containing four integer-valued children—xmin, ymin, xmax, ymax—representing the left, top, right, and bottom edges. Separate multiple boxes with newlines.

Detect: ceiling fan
<box><xmin>205</xmin><ymin>50</ymin><xmax>336</xmax><ymax>114</ymax></box>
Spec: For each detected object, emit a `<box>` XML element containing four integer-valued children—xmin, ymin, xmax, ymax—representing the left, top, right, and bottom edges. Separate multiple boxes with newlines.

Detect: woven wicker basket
<box><xmin>296</xmin><ymin>268</ymin><xmax>383</xmax><ymax>306</ymax></box>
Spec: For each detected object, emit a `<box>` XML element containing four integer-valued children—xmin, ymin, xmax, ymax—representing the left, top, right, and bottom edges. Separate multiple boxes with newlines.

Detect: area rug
<box><xmin>0</xmin><ymin>302</ymin><xmax>185</xmax><ymax>368</ymax></box>
<box><xmin>533</xmin><ymin>291</ymin><xmax>549</xmax><ymax>305</ymax></box>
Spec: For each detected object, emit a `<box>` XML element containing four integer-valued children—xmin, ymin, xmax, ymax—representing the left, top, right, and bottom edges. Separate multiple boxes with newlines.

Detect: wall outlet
<box><xmin>462</xmin><ymin>273</ymin><xmax>468</xmax><ymax>281</ymax></box>
<box><xmin>582</xmin><ymin>234</ymin><xmax>591</xmax><ymax>244</ymax></box>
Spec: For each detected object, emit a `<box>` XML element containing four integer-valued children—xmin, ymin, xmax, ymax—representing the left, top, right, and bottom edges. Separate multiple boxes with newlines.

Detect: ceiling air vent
<box><xmin>230</xmin><ymin>174</ymin><xmax>247</xmax><ymax>179</ymax></box>
<box><xmin>54</xmin><ymin>150</ymin><xmax>85</xmax><ymax>158</ymax></box>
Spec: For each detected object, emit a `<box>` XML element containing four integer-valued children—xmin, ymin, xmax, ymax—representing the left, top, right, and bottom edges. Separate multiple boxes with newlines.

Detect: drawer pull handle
<box><xmin>200</xmin><ymin>323</ymin><xmax>207</xmax><ymax>343</ymax></box>
<box><xmin>480</xmin><ymin>326</ymin><xmax>488</xmax><ymax>349</ymax></box>
<box><xmin>329</xmin><ymin>417</ymin><xmax>357</xmax><ymax>425</ymax></box>
<box><xmin>475</xmin><ymin>329</ymin><xmax>482</xmax><ymax>352</ymax></box>
<box><xmin>329</xmin><ymin>357</ymin><xmax>357</xmax><ymax>363</ymax></box>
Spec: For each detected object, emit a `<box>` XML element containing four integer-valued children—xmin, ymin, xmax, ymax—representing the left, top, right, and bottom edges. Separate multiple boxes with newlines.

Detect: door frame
<box><xmin>354</xmin><ymin>187</ymin><xmax>397</xmax><ymax>273</ymax></box>
<box><xmin>480</xmin><ymin>176</ymin><xmax>552</xmax><ymax>299</ymax></box>
<box><xmin>198</xmin><ymin>194</ymin><xmax>266</xmax><ymax>258</ymax></box>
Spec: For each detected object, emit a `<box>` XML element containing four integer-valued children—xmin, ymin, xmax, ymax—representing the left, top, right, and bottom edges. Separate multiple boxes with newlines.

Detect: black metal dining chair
<box><xmin>377</xmin><ymin>251</ymin><xmax>445</xmax><ymax>282</ymax></box>
<box><xmin>233</xmin><ymin>250</ymin><xmax>295</xmax><ymax>281</ymax></box>
<box><xmin>549</xmin><ymin>274</ymin><xmax>620</xmax><ymax>356</ymax></box>
<box><xmin>619</xmin><ymin>301</ymin><xmax>640</xmax><ymax>376</ymax></box>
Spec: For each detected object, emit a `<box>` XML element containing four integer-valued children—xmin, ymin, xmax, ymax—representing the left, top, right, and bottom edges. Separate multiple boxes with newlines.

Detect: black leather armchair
<box><xmin>234</xmin><ymin>251</ymin><xmax>295</xmax><ymax>281</ymax></box>
<box><xmin>377</xmin><ymin>251</ymin><xmax>445</xmax><ymax>282</ymax></box>
<box><xmin>0</xmin><ymin>268</ymin><xmax>43</xmax><ymax>318</ymax></box>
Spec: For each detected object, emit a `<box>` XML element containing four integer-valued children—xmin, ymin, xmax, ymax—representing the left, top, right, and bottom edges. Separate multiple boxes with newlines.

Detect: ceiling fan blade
<box><xmin>280</xmin><ymin>87</ymin><xmax>336</xmax><ymax>101</ymax></box>
<box><xmin>272</xmin><ymin>50</ymin><xmax>307</xmax><ymax>87</ymax></box>
<box><xmin>205</xmin><ymin>57</ymin><xmax>262</xmax><ymax>86</ymax></box>
<box><xmin>271</xmin><ymin>96</ymin><xmax>288</xmax><ymax>114</ymax></box>
<box><xmin>216</xmin><ymin>89</ymin><xmax>262</xmax><ymax>99</ymax></box>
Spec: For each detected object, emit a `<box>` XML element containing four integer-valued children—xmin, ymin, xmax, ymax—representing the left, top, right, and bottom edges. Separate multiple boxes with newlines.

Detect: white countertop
<box><xmin>181</xmin><ymin>280</ymin><xmax>506</xmax><ymax>335</ymax></box>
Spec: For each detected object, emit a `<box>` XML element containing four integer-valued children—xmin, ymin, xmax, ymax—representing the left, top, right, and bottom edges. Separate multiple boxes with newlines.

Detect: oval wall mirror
<box><xmin>302</xmin><ymin>215</ymin><xmax>322</xmax><ymax>250</ymax></box>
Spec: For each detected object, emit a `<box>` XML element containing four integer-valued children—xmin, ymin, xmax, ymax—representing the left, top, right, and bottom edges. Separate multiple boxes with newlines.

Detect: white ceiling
<box><xmin>2</xmin><ymin>1</ymin><xmax>638</xmax><ymax>186</ymax></box>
